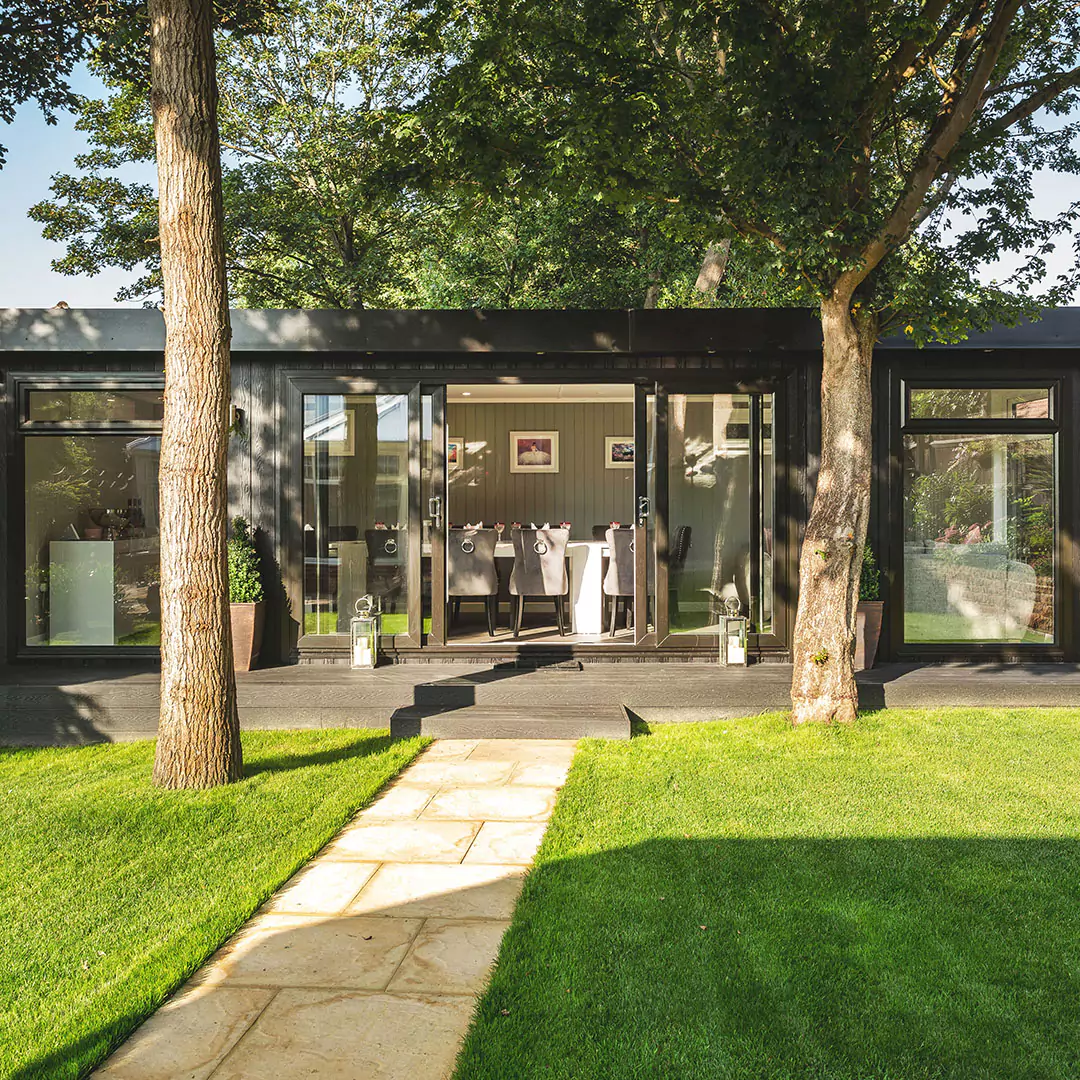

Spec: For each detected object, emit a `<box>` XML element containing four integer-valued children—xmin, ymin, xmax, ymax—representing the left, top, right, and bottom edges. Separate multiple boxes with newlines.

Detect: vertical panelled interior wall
<box><xmin>447</xmin><ymin>401</ymin><xmax>634</xmax><ymax>537</ymax></box>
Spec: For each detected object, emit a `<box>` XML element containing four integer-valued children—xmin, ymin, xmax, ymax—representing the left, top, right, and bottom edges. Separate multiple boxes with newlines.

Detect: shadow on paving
<box><xmin>457</xmin><ymin>836</ymin><xmax>1080</xmax><ymax>1080</ymax></box>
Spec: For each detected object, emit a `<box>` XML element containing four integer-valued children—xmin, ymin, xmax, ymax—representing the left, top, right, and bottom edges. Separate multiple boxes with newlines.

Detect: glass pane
<box><xmin>25</xmin><ymin>435</ymin><xmax>160</xmax><ymax>646</ymax></box>
<box><xmin>908</xmin><ymin>387</ymin><xmax>1050</xmax><ymax>420</ymax></box>
<box><xmin>641</xmin><ymin>393</ymin><xmax>656</xmax><ymax>637</ymax></box>
<box><xmin>303</xmin><ymin>394</ymin><xmax>410</xmax><ymax>635</ymax></box>
<box><xmin>668</xmin><ymin>394</ymin><xmax>752</xmax><ymax>634</ymax></box>
<box><xmin>904</xmin><ymin>433</ymin><xmax>1055</xmax><ymax>643</ymax></box>
<box><xmin>421</xmin><ymin>394</ymin><xmax>434</xmax><ymax>637</ymax></box>
<box><xmin>759</xmin><ymin>395</ymin><xmax>774</xmax><ymax>633</ymax></box>
<box><xmin>28</xmin><ymin>389</ymin><xmax>164</xmax><ymax>423</ymax></box>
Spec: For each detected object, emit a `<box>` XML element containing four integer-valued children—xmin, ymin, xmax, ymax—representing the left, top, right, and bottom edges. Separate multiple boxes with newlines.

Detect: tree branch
<box><xmin>835</xmin><ymin>0</ymin><xmax>1022</xmax><ymax>299</ymax></box>
<box><xmin>977</xmin><ymin>63</ymin><xmax>1080</xmax><ymax>139</ymax></box>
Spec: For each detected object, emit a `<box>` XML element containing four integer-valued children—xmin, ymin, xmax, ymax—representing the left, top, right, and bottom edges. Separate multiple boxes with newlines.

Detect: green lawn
<box><xmin>0</xmin><ymin>729</ymin><xmax>427</xmax><ymax>1080</ymax></box>
<box><xmin>456</xmin><ymin>709</ymin><xmax>1080</xmax><ymax>1080</ymax></box>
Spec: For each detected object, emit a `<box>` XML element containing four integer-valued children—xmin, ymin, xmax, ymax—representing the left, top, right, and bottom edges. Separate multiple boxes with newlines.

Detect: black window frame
<box><xmin>11</xmin><ymin>373</ymin><xmax>166</xmax><ymax>660</ymax></box>
<box><xmin>893</xmin><ymin>373</ymin><xmax>1066</xmax><ymax>661</ymax></box>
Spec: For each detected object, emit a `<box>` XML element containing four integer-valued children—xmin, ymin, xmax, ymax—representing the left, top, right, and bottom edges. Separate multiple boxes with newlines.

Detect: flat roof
<box><xmin>0</xmin><ymin>306</ymin><xmax>1076</xmax><ymax>354</ymax></box>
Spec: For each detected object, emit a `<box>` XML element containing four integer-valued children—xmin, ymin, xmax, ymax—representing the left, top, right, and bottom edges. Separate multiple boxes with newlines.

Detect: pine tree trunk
<box><xmin>790</xmin><ymin>294</ymin><xmax>876</xmax><ymax>725</ymax></box>
<box><xmin>149</xmin><ymin>0</ymin><xmax>242</xmax><ymax>787</ymax></box>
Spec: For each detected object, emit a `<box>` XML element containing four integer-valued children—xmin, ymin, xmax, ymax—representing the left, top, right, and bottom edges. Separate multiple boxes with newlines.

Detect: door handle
<box><xmin>428</xmin><ymin>496</ymin><xmax>442</xmax><ymax>526</ymax></box>
<box><xmin>637</xmin><ymin>495</ymin><xmax>651</xmax><ymax>524</ymax></box>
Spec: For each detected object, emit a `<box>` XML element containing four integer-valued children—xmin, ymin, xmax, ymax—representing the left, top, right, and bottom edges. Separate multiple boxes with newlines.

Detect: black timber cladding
<box><xmin>1</xmin><ymin>307</ymin><xmax>1078</xmax><ymax>666</ymax></box>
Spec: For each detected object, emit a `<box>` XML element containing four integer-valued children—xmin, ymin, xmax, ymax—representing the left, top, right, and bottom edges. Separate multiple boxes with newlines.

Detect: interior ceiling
<box><xmin>447</xmin><ymin>383</ymin><xmax>635</xmax><ymax>403</ymax></box>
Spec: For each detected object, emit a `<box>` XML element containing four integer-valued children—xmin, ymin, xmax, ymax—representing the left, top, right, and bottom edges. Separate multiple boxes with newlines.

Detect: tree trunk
<box><xmin>790</xmin><ymin>294</ymin><xmax>876</xmax><ymax>725</ymax></box>
<box><xmin>695</xmin><ymin>240</ymin><xmax>731</xmax><ymax>297</ymax></box>
<box><xmin>149</xmin><ymin>0</ymin><xmax>242</xmax><ymax>787</ymax></box>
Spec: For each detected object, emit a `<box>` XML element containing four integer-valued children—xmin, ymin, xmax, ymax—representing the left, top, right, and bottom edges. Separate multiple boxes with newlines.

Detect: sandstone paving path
<box><xmin>94</xmin><ymin>738</ymin><xmax>577</xmax><ymax>1080</ymax></box>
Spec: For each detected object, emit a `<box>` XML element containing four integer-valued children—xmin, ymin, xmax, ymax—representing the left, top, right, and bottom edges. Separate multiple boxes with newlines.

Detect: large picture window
<box><xmin>902</xmin><ymin>385</ymin><xmax>1057</xmax><ymax>645</ymax></box>
<box><xmin>22</xmin><ymin>386</ymin><xmax>163</xmax><ymax>648</ymax></box>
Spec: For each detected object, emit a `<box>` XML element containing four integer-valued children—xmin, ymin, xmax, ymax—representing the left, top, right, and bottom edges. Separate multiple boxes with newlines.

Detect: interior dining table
<box><xmin>423</xmin><ymin>539</ymin><xmax>612</xmax><ymax>635</ymax></box>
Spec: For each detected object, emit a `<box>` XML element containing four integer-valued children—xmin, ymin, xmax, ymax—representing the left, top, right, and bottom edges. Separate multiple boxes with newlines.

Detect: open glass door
<box><xmin>422</xmin><ymin>386</ymin><xmax>447</xmax><ymax>644</ymax></box>
<box><xmin>634</xmin><ymin>384</ymin><xmax>658</xmax><ymax>645</ymax></box>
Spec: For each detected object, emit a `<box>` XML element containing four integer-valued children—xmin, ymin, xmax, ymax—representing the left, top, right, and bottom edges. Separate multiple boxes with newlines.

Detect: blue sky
<box><xmin>0</xmin><ymin>69</ymin><xmax>1077</xmax><ymax>309</ymax></box>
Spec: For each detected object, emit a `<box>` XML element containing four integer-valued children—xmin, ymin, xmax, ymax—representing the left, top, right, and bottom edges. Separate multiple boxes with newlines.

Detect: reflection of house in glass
<box><xmin>2</xmin><ymin>307</ymin><xmax>1076</xmax><ymax>666</ymax></box>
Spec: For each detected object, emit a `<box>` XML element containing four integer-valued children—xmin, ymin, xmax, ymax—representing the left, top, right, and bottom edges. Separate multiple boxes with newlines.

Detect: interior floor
<box><xmin>446</xmin><ymin>604</ymin><xmax>636</xmax><ymax>644</ymax></box>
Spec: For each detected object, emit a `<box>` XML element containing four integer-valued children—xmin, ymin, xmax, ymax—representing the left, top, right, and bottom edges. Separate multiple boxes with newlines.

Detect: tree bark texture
<box><xmin>790</xmin><ymin>296</ymin><xmax>876</xmax><ymax>725</ymax></box>
<box><xmin>694</xmin><ymin>240</ymin><xmax>731</xmax><ymax>296</ymax></box>
<box><xmin>149</xmin><ymin>0</ymin><xmax>242</xmax><ymax>787</ymax></box>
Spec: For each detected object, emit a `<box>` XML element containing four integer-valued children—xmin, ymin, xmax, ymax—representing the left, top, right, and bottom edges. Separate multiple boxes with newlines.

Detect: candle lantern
<box><xmin>719</xmin><ymin>593</ymin><xmax>748</xmax><ymax>667</ymax></box>
<box><xmin>350</xmin><ymin>594</ymin><xmax>381</xmax><ymax>669</ymax></box>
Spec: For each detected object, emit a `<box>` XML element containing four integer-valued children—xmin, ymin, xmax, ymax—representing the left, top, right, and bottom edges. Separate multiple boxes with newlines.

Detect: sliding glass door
<box><xmin>652</xmin><ymin>390</ymin><xmax>776</xmax><ymax>646</ymax></box>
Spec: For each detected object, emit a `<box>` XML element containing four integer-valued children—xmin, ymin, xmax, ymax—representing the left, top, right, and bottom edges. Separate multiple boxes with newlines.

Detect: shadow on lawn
<box><xmin>16</xmin><ymin>836</ymin><xmax>1080</xmax><ymax>1079</ymax></box>
<box><xmin>458</xmin><ymin>836</ymin><xmax>1080</xmax><ymax>1080</ymax></box>
<box><xmin>242</xmin><ymin>733</ymin><xmax>398</xmax><ymax>777</ymax></box>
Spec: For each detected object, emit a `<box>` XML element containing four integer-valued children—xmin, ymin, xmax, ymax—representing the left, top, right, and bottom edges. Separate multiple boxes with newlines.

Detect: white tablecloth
<box><xmin>428</xmin><ymin>539</ymin><xmax>611</xmax><ymax>634</ymax></box>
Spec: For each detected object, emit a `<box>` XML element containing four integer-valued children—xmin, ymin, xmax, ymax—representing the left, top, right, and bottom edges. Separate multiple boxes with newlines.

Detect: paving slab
<box><xmin>387</xmin><ymin>918</ymin><xmax>513</xmax><ymax>995</ymax></box>
<box><xmin>208</xmin><ymin>990</ymin><xmax>475</xmax><ymax>1080</ymax></box>
<box><xmin>197</xmin><ymin>913</ymin><xmax>422</xmax><ymax>990</ymax></box>
<box><xmin>94</xmin><ymin>736</ymin><xmax>573</xmax><ymax>1080</ymax></box>
<box><xmin>462</xmin><ymin>821</ymin><xmax>549</xmax><ymax>865</ymax></box>
<box><xmin>264</xmin><ymin>861</ymin><xmax>380</xmax><ymax>916</ymax></box>
<box><xmin>347</xmin><ymin>863</ymin><xmax>526</xmax><ymax>919</ymax></box>
<box><xmin>94</xmin><ymin>985</ymin><xmax>276</xmax><ymax>1080</ymax></box>
<box><xmin>324</xmin><ymin>819</ymin><xmax>480</xmax><ymax>863</ymax></box>
<box><xmin>421</xmin><ymin>785</ymin><xmax>558</xmax><ymax>822</ymax></box>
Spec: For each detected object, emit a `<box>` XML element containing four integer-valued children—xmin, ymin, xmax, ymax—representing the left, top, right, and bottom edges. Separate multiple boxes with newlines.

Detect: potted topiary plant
<box><xmin>855</xmin><ymin>542</ymin><xmax>883</xmax><ymax>671</ymax></box>
<box><xmin>228</xmin><ymin>516</ymin><xmax>265</xmax><ymax>671</ymax></box>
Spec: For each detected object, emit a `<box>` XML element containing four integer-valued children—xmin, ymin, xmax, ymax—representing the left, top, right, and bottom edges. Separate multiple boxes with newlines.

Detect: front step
<box><xmin>390</xmin><ymin>705</ymin><xmax>631</xmax><ymax>740</ymax></box>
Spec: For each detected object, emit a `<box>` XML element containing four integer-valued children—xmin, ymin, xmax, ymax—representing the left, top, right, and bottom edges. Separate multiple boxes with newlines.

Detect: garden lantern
<box><xmin>719</xmin><ymin>593</ymin><xmax>748</xmax><ymax>667</ymax></box>
<box><xmin>350</xmin><ymin>594</ymin><xmax>381</xmax><ymax>669</ymax></box>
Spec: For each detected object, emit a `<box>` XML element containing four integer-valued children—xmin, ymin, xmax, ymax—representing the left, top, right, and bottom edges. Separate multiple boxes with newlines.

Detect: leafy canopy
<box><xmin>417</xmin><ymin>0</ymin><xmax>1080</xmax><ymax>339</ymax></box>
<box><xmin>30</xmin><ymin>0</ymin><xmax>795</xmax><ymax>308</ymax></box>
<box><xmin>0</xmin><ymin>0</ymin><xmax>279</xmax><ymax>167</ymax></box>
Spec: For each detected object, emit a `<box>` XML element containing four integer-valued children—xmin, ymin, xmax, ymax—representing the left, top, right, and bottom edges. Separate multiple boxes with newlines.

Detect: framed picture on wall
<box><xmin>605</xmin><ymin>436</ymin><xmax>634</xmax><ymax>469</ymax></box>
<box><xmin>510</xmin><ymin>431</ymin><xmax>559</xmax><ymax>473</ymax></box>
<box><xmin>447</xmin><ymin>435</ymin><xmax>464</xmax><ymax>470</ymax></box>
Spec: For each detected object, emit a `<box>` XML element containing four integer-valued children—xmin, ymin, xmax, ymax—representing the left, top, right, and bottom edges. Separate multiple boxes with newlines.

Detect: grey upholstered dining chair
<box><xmin>509</xmin><ymin>526</ymin><xmax>570</xmax><ymax>637</ymax></box>
<box><xmin>603</xmin><ymin>527</ymin><xmax>635</xmax><ymax>636</ymax></box>
<box><xmin>447</xmin><ymin>527</ymin><xmax>499</xmax><ymax>636</ymax></box>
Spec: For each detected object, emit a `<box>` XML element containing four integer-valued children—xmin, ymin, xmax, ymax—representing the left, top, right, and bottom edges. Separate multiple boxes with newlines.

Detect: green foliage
<box><xmin>859</xmin><ymin>542</ymin><xmax>881</xmax><ymax>602</ymax></box>
<box><xmin>0</xmin><ymin>1</ymin><xmax>281</xmax><ymax>167</ymax></box>
<box><xmin>28</xmin><ymin>0</ymin><xmax>805</xmax><ymax>310</ymax></box>
<box><xmin>227</xmin><ymin>516</ymin><xmax>265</xmax><ymax>603</ymax></box>
<box><xmin>418</xmin><ymin>1</ymin><xmax>1080</xmax><ymax>336</ymax></box>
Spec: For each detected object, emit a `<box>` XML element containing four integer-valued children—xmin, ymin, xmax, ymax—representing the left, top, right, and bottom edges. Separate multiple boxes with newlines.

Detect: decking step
<box><xmin>390</xmin><ymin>705</ymin><xmax>631</xmax><ymax>740</ymax></box>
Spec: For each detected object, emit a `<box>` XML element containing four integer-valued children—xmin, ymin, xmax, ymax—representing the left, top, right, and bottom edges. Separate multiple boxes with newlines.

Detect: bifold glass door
<box><xmin>653</xmin><ymin>391</ymin><xmax>775</xmax><ymax>645</ymax></box>
<box><xmin>301</xmin><ymin>385</ymin><xmax>426</xmax><ymax>645</ymax></box>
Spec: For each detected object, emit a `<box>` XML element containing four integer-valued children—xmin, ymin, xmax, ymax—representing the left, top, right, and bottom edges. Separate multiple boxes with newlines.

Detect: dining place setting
<box><xmin>445</xmin><ymin>520</ymin><xmax>636</xmax><ymax>638</ymax></box>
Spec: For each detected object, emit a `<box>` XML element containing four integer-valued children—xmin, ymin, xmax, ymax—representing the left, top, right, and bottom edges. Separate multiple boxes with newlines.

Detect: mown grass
<box><xmin>456</xmin><ymin>709</ymin><xmax>1080</xmax><ymax>1080</ymax></box>
<box><xmin>0</xmin><ymin>729</ymin><xmax>427</xmax><ymax>1080</ymax></box>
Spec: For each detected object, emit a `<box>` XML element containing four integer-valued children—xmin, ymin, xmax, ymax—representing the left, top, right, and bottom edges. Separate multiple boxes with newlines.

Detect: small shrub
<box><xmin>227</xmin><ymin>517</ymin><xmax>265</xmax><ymax>604</ymax></box>
<box><xmin>860</xmin><ymin>543</ymin><xmax>881</xmax><ymax>602</ymax></box>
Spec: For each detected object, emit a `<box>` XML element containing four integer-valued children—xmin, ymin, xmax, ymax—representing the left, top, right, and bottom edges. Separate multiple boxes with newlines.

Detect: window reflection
<box><xmin>25</xmin><ymin>435</ymin><xmax>161</xmax><ymax>645</ymax></box>
<box><xmin>667</xmin><ymin>393</ymin><xmax>773</xmax><ymax>634</ymax></box>
<box><xmin>303</xmin><ymin>394</ymin><xmax>411</xmax><ymax>635</ymax></box>
<box><xmin>904</xmin><ymin>433</ymin><xmax>1055</xmax><ymax>642</ymax></box>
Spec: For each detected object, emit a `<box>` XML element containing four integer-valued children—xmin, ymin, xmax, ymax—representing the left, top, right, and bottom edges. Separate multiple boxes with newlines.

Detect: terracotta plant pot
<box><xmin>230</xmin><ymin>601</ymin><xmax>265</xmax><ymax>672</ymax></box>
<box><xmin>855</xmin><ymin>600</ymin><xmax>884</xmax><ymax>671</ymax></box>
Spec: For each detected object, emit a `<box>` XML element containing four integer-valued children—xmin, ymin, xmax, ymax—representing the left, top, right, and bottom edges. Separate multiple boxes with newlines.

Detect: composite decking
<box><xmin>2</xmin><ymin>661</ymin><xmax>1079</xmax><ymax>745</ymax></box>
